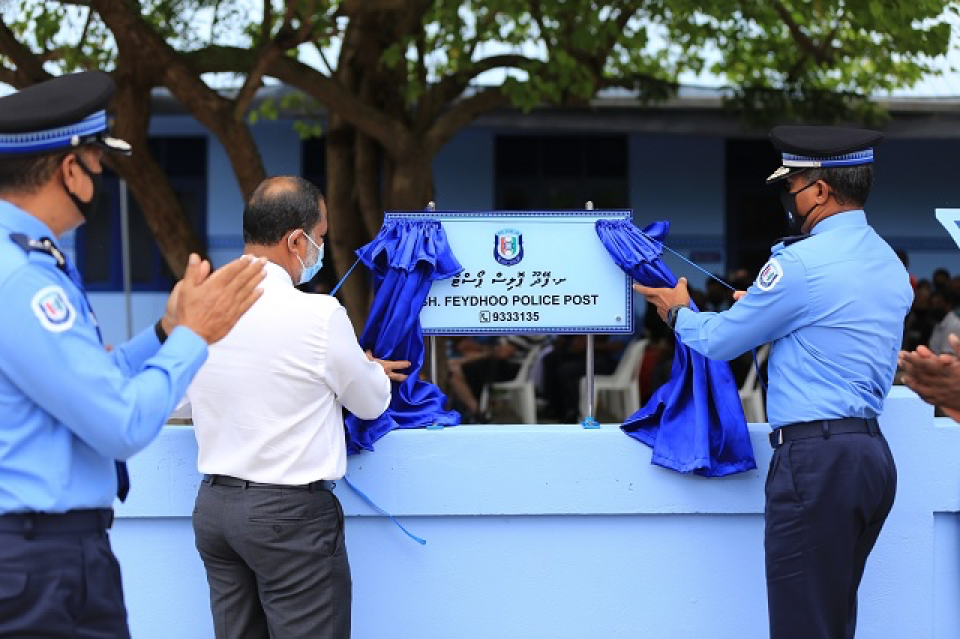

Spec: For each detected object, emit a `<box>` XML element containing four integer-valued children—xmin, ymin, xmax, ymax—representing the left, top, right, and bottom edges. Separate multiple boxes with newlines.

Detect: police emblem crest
<box><xmin>757</xmin><ymin>258</ymin><xmax>783</xmax><ymax>291</ymax></box>
<box><xmin>31</xmin><ymin>285</ymin><xmax>76</xmax><ymax>332</ymax></box>
<box><xmin>493</xmin><ymin>228</ymin><xmax>523</xmax><ymax>266</ymax></box>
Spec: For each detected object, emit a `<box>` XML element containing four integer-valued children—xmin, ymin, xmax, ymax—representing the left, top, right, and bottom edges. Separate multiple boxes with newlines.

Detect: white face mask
<box><xmin>294</xmin><ymin>230</ymin><xmax>324</xmax><ymax>285</ymax></box>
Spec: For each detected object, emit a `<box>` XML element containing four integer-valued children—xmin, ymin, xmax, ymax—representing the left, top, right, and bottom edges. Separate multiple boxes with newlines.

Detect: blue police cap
<box><xmin>766</xmin><ymin>125</ymin><xmax>883</xmax><ymax>184</ymax></box>
<box><xmin>0</xmin><ymin>71</ymin><xmax>131</xmax><ymax>157</ymax></box>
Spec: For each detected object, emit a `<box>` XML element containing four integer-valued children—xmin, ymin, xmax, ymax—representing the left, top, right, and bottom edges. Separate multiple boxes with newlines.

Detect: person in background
<box><xmin>176</xmin><ymin>176</ymin><xmax>409</xmax><ymax>639</ymax></box>
<box><xmin>447</xmin><ymin>334</ymin><xmax>546</xmax><ymax>422</ymax></box>
<box><xmin>0</xmin><ymin>72</ymin><xmax>265</xmax><ymax>637</ymax></box>
<box><xmin>894</xmin><ymin>249</ymin><xmax>917</xmax><ymax>289</ymax></box>
<box><xmin>902</xmin><ymin>280</ymin><xmax>936</xmax><ymax>352</ymax></box>
<box><xmin>928</xmin><ymin>291</ymin><xmax>960</xmax><ymax>356</ymax></box>
<box><xmin>704</xmin><ymin>275</ymin><xmax>733</xmax><ymax>312</ymax></box>
<box><xmin>540</xmin><ymin>334</ymin><xmax>628</xmax><ymax>423</ymax></box>
<box><xmin>932</xmin><ymin>267</ymin><xmax>951</xmax><ymax>296</ymax></box>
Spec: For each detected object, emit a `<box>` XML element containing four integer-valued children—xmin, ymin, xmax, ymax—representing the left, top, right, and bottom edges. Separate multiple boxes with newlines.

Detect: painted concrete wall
<box><xmin>112</xmin><ymin>387</ymin><xmax>960</xmax><ymax>638</ymax></box>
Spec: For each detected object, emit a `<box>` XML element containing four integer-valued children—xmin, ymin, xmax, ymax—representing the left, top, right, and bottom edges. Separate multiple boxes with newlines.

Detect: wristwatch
<box><xmin>154</xmin><ymin>319</ymin><xmax>168</xmax><ymax>344</ymax></box>
<box><xmin>666</xmin><ymin>305</ymin><xmax>684</xmax><ymax>330</ymax></box>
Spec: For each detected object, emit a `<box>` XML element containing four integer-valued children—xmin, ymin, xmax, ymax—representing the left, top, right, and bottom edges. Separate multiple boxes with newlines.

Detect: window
<box><xmin>725</xmin><ymin>139</ymin><xmax>785</xmax><ymax>275</ymax></box>
<box><xmin>495</xmin><ymin>135</ymin><xmax>628</xmax><ymax>209</ymax></box>
<box><xmin>76</xmin><ymin>137</ymin><xmax>208</xmax><ymax>292</ymax></box>
<box><xmin>301</xmin><ymin>136</ymin><xmax>326</xmax><ymax>193</ymax></box>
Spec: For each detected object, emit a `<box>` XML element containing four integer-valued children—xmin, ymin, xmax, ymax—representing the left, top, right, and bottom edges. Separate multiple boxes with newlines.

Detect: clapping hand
<box><xmin>172</xmin><ymin>254</ymin><xmax>267</xmax><ymax>345</ymax></box>
<box><xmin>899</xmin><ymin>334</ymin><xmax>960</xmax><ymax>422</ymax></box>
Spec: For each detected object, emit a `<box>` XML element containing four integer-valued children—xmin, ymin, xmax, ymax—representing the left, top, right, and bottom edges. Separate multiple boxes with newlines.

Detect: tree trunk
<box><xmin>325</xmin><ymin>115</ymin><xmax>372</xmax><ymax>331</ymax></box>
<box><xmin>383</xmin><ymin>146</ymin><xmax>434</xmax><ymax>210</ymax></box>
<box><xmin>107</xmin><ymin>64</ymin><xmax>205</xmax><ymax>277</ymax></box>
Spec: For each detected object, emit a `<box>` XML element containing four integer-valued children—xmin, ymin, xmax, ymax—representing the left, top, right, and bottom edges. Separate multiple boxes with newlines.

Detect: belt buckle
<box><xmin>777</xmin><ymin>428</ymin><xmax>784</xmax><ymax>447</ymax></box>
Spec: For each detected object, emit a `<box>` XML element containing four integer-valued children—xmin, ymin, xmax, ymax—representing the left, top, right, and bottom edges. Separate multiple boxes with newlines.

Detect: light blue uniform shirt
<box><xmin>0</xmin><ymin>201</ymin><xmax>208</xmax><ymax>513</ymax></box>
<box><xmin>674</xmin><ymin>210</ymin><xmax>913</xmax><ymax>428</ymax></box>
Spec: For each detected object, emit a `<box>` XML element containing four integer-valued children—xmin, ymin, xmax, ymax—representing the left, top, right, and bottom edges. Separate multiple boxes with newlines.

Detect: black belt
<box><xmin>203</xmin><ymin>474</ymin><xmax>334</xmax><ymax>492</ymax></box>
<box><xmin>769</xmin><ymin>417</ymin><xmax>880</xmax><ymax>449</ymax></box>
<box><xmin>0</xmin><ymin>508</ymin><xmax>114</xmax><ymax>538</ymax></box>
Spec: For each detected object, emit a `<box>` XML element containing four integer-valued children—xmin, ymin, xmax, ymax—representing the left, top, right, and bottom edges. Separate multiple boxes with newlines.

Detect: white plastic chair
<box><xmin>578</xmin><ymin>339</ymin><xmax>649</xmax><ymax>422</ymax></box>
<box><xmin>739</xmin><ymin>343</ymin><xmax>770</xmax><ymax>423</ymax></box>
<box><xmin>478</xmin><ymin>343</ymin><xmax>545</xmax><ymax>424</ymax></box>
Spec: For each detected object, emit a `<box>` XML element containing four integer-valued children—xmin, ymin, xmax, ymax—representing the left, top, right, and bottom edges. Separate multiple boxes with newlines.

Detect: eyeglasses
<box><xmin>786</xmin><ymin>180</ymin><xmax>818</xmax><ymax>196</ymax></box>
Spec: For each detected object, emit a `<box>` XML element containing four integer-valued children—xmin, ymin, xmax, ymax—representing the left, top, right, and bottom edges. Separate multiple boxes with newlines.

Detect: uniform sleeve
<box><xmin>0</xmin><ymin>267</ymin><xmax>208</xmax><ymax>460</ymax></box>
<box><xmin>110</xmin><ymin>324</ymin><xmax>162</xmax><ymax>376</ymax></box>
<box><xmin>674</xmin><ymin>252</ymin><xmax>810</xmax><ymax>360</ymax></box>
<box><xmin>322</xmin><ymin>307</ymin><xmax>391</xmax><ymax>419</ymax></box>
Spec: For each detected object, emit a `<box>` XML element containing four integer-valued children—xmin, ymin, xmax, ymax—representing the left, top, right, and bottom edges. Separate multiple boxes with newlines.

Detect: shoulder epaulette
<box><xmin>773</xmin><ymin>234</ymin><xmax>810</xmax><ymax>248</ymax></box>
<box><xmin>9</xmin><ymin>233</ymin><xmax>66</xmax><ymax>267</ymax></box>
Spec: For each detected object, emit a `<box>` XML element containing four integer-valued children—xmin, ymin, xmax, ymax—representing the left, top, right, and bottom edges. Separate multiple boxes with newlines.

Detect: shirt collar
<box><xmin>810</xmin><ymin>209</ymin><xmax>866</xmax><ymax>235</ymax></box>
<box><xmin>0</xmin><ymin>199</ymin><xmax>59</xmax><ymax>240</ymax></box>
<box><xmin>261</xmin><ymin>258</ymin><xmax>294</xmax><ymax>286</ymax></box>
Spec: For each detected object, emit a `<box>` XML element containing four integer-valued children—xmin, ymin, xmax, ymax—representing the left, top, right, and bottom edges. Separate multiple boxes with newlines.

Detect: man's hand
<box><xmin>161</xmin><ymin>280</ymin><xmax>183</xmax><ymax>336</ymax></box>
<box><xmin>366</xmin><ymin>350</ymin><xmax>411</xmax><ymax>382</ymax></box>
<box><xmin>176</xmin><ymin>254</ymin><xmax>267</xmax><ymax>344</ymax></box>
<box><xmin>633</xmin><ymin>277</ymin><xmax>691</xmax><ymax>321</ymax></box>
<box><xmin>899</xmin><ymin>333</ymin><xmax>960</xmax><ymax>420</ymax></box>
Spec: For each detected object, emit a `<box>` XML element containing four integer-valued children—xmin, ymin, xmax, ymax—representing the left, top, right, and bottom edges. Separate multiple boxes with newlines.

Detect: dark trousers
<box><xmin>193</xmin><ymin>479</ymin><xmax>351</xmax><ymax>639</ymax></box>
<box><xmin>0</xmin><ymin>512</ymin><xmax>129</xmax><ymax>638</ymax></box>
<box><xmin>765</xmin><ymin>430</ymin><xmax>897</xmax><ymax>639</ymax></box>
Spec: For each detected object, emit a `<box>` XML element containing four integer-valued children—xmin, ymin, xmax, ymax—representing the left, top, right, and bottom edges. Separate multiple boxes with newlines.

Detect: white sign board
<box><xmin>386</xmin><ymin>211</ymin><xmax>634</xmax><ymax>335</ymax></box>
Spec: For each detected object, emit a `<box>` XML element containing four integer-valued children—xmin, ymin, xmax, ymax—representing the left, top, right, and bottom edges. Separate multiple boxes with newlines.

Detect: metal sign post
<box><xmin>118</xmin><ymin>178</ymin><xmax>133</xmax><ymax>340</ymax></box>
<box><xmin>583</xmin><ymin>201</ymin><xmax>598</xmax><ymax>427</ymax></box>
<box><xmin>427</xmin><ymin>200</ymin><xmax>438</xmax><ymax>383</ymax></box>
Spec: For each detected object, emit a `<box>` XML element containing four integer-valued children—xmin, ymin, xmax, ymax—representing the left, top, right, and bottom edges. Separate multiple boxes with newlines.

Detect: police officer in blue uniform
<box><xmin>0</xmin><ymin>72</ymin><xmax>266</xmax><ymax>637</ymax></box>
<box><xmin>636</xmin><ymin>126</ymin><xmax>912</xmax><ymax>639</ymax></box>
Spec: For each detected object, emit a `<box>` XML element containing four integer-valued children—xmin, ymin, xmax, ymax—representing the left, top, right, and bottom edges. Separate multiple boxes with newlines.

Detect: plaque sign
<box><xmin>385</xmin><ymin>210</ymin><xmax>634</xmax><ymax>335</ymax></box>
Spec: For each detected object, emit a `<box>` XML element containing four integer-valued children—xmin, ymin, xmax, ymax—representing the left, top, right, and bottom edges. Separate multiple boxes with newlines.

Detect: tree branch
<box><xmin>772</xmin><ymin>1</ymin><xmax>837</xmax><ymax>64</ymax></box>
<box><xmin>0</xmin><ymin>18</ymin><xmax>52</xmax><ymax>84</ymax></box>
<box><xmin>422</xmin><ymin>53</ymin><xmax>532</xmax><ymax>119</ymax></box>
<box><xmin>426</xmin><ymin>86</ymin><xmax>508</xmax><ymax>154</ymax></box>
<box><xmin>0</xmin><ymin>65</ymin><xmax>19</xmax><ymax>87</ymax></box>
<box><xmin>90</xmin><ymin>0</ymin><xmax>266</xmax><ymax>196</ymax></box>
<box><xmin>268</xmin><ymin>55</ymin><xmax>408</xmax><ymax>153</ymax></box>
<box><xmin>186</xmin><ymin>45</ymin><xmax>407</xmax><ymax>153</ymax></box>
<box><xmin>78</xmin><ymin>6</ymin><xmax>94</xmax><ymax>47</ymax></box>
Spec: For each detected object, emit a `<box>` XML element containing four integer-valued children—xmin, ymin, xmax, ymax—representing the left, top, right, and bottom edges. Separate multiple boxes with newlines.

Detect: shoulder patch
<box><xmin>756</xmin><ymin>258</ymin><xmax>784</xmax><ymax>292</ymax></box>
<box><xmin>31</xmin><ymin>285</ymin><xmax>76</xmax><ymax>333</ymax></box>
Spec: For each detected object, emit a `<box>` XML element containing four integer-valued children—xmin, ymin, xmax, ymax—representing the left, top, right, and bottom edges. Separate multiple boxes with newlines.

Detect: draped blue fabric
<box><xmin>595</xmin><ymin>219</ymin><xmax>756</xmax><ymax>477</ymax></box>
<box><xmin>345</xmin><ymin>218</ymin><xmax>463</xmax><ymax>454</ymax></box>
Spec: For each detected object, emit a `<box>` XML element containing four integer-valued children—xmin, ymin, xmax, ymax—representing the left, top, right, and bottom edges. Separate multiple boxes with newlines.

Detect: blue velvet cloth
<box><xmin>345</xmin><ymin>218</ymin><xmax>463</xmax><ymax>454</ymax></box>
<box><xmin>595</xmin><ymin>219</ymin><xmax>756</xmax><ymax>477</ymax></box>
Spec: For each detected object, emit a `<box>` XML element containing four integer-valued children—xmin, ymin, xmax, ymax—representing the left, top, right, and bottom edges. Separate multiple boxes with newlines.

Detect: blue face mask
<box><xmin>295</xmin><ymin>230</ymin><xmax>324</xmax><ymax>285</ymax></box>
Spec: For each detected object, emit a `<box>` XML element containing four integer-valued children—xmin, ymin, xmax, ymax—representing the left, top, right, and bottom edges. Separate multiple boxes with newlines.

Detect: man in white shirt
<box><xmin>179</xmin><ymin>176</ymin><xmax>408</xmax><ymax>639</ymax></box>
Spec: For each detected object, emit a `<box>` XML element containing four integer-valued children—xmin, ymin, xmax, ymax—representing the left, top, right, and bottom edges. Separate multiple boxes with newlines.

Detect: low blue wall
<box><xmin>113</xmin><ymin>387</ymin><xmax>960</xmax><ymax>638</ymax></box>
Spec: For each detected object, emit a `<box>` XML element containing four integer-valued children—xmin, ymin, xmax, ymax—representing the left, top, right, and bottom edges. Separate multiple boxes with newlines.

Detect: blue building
<box><xmin>71</xmin><ymin>86</ymin><xmax>960</xmax><ymax>345</ymax></box>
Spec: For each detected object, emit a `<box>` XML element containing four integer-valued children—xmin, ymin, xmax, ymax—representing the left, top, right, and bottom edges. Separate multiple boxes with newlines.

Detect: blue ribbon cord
<box><xmin>638</xmin><ymin>229</ymin><xmax>767</xmax><ymax>392</ymax></box>
<box><xmin>329</xmin><ymin>257</ymin><xmax>363</xmax><ymax>297</ymax></box>
<box><xmin>637</xmin><ymin>228</ymin><xmax>735</xmax><ymax>292</ymax></box>
<box><xmin>343</xmin><ymin>475</ymin><xmax>427</xmax><ymax>546</ymax></box>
